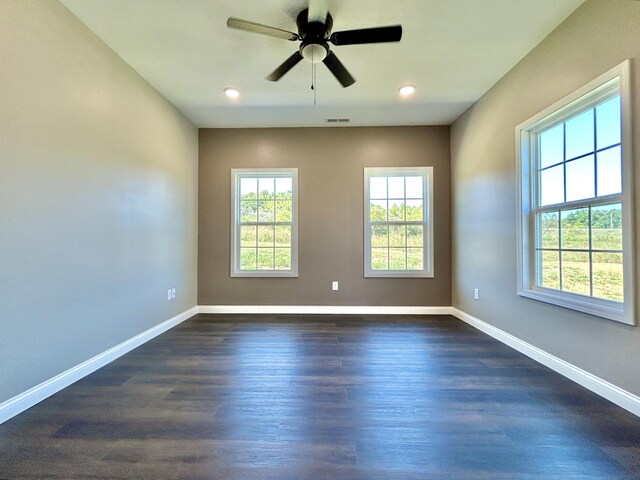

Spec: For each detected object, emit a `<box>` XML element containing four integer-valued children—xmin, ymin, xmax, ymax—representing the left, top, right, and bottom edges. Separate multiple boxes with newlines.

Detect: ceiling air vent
<box><xmin>325</xmin><ymin>118</ymin><xmax>350</xmax><ymax>123</ymax></box>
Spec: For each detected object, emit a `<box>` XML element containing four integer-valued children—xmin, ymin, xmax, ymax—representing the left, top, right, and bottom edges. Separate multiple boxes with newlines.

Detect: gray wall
<box><xmin>0</xmin><ymin>1</ymin><xmax>198</xmax><ymax>404</ymax></box>
<box><xmin>451</xmin><ymin>0</ymin><xmax>640</xmax><ymax>395</ymax></box>
<box><xmin>199</xmin><ymin>127</ymin><xmax>451</xmax><ymax>306</ymax></box>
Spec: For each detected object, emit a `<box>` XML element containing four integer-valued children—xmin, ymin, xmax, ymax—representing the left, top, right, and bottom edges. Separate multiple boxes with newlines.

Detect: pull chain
<box><xmin>313</xmin><ymin>62</ymin><xmax>317</xmax><ymax>105</ymax></box>
<box><xmin>310</xmin><ymin>48</ymin><xmax>317</xmax><ymax>106</ymax></box>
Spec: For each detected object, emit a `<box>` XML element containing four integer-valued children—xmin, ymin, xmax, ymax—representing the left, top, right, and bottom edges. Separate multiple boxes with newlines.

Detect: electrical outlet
<box><xmin>167</xmin><ymin>289</ymin><xmax>172</xmax><ymax>301</ymax></box>
<box><xmin>171</xmin><ymin>288</ymin><xmax>176</xmax><ymax>299</ymax></box>
<box><xmin>332</xmin><ymin>281</ymin><xmax>339</xmax><ymax>291</ymax></box>
<box><xmin>474</xmin><ymin>288</ymin><xmax>479</xmax><ymax>300</ymax></box>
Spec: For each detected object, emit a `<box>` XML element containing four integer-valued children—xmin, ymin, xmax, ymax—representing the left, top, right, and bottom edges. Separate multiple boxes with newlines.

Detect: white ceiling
<box><xmin>61</xmin><ymin>0</ymin><xmax>584</xmax><ymax>128</ymax></box>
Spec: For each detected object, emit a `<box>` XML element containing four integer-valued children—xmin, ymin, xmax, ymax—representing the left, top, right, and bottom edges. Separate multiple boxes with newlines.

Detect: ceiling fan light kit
<box><xmin>301</xmin><ymin>43</ymin><xmax>328</xmax><ymax>63</ymax></box>
<box><xmin>226</xmin><ymin>6</ymin><xmax>402</xmax><ymax>88</ymax></box>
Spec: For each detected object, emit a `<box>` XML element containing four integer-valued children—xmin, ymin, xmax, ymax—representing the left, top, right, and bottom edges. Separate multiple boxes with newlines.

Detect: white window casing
<box><xmin>516</xmin><ymin>60</ymin><xmax>635</xmax><ymax>325</ymax></box>
<box><xmin>364</xmin><ymin>167</ymin><xmax>434</xmax><ymax>278</ymax></box>
<box><xmin>231</xmin><ymin>168</ymin><xmax>298</xmax><ymax>277</ymax></box>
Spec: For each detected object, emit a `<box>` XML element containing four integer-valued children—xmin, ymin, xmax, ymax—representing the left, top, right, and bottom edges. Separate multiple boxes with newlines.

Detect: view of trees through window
<box><xmin>537</xmin><ymin>204</ymin><xmax>623</xmax><ymax>301</ymax></box>
<box><xmin>238</xmin><ymin>176</ymin><xmax>293</xmax><ymax>270</ymax></box>
<box><xmin>535</xmin><ymin>94</ymin><xmax>623</xmax><ymax>301</ymax></box>
<box><xmin>368</xmin><ymin>175</ymin><xmax>425</xmax><ymax>271</ymax></box>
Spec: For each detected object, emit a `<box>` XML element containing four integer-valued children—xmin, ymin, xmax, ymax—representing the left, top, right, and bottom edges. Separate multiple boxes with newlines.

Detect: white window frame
<box><xmin>230</xmin><ymin>168</ymin><xmax>298</xmax><ymax>277</ymax></box>
<box><xmin>364</xmin><ymin>167</ymin><xmax>434</xmax><ymax>278</ymax></box>
<box><xmin>516</xmin><ymin>60</ymin><xmax>635</xmax><ymax>325</ymax></box>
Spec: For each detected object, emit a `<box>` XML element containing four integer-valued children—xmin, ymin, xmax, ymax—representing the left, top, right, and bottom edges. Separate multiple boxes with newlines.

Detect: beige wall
<box><xmin>199</xmin><ymin>127</ymin><xmax>451</xmax><ymax>306</ymax></box>
<box><xmin>451</xmin><ymin>0</ymin><xmax>640</xmax><ymax>395</ymax></box>
<box><xmin>0</xmin><ymin>1</ymin><xmax>198</xmax><ymax>403</ymax></box>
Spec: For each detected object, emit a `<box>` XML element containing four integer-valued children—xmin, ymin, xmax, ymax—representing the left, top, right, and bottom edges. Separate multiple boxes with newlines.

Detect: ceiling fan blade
<box><xmin>322</xmin><ymin>51</ymin><xmax>355</xmax><ymax>88</ymax></box>
<box><xmin>227</xmin><ymin>17</ymin><xmax>300</xmax><ymax>41</ymax></box>
<box><xmin>330</xmin><ymin>25</ymin><xmax>402</xmax><ymax>46</ymax></box>
<box><xmin>266</xmin><ymin>51</ymin><xmax>304</xmax><ymax>81</ymax></box>
<box><xmin>307</xmin><ymin>0</ymin><xmax>328</xmax><ymax>23</ymax></box>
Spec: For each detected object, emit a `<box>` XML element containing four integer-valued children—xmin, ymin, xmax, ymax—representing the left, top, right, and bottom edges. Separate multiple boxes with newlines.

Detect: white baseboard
<box><xmin>451</xmin><ymin>307</ymin><xmax>640</xmax><ymax>417</ymax></box>
<box><xmin>197</xmin><ymin>305</ymin><xmax>453</xmax><ymax>315</ymax></box>
<box><xmin>0</xmin><ymin>306</ymin><xmax>198</xmax><ymax>425</ymax></box>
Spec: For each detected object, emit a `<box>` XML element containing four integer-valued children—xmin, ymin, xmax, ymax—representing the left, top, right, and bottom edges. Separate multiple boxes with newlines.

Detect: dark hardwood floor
<box><xmin>1</xmin><ymin>314</ymin><xmax>640</xmax><ymax>479</ymax></box>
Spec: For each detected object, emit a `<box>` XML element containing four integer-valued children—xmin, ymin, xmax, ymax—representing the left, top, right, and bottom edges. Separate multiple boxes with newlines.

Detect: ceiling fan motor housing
<box><xmin>297</xmin><ymin>9</ymin><xmax>332</xmax><ymax>63</ymax></box>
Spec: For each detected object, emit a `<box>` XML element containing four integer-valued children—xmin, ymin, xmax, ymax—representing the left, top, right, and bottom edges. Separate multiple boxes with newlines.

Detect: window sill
<box><xmin>517</xmin><ymin>287</ymin><xmax>633</xmax><ymax>325</ymax></box>
<box><xmin>231</xmin><ymin>271</ymin><xmax>298</xmax><ymax>278</ymax></box>
<box><xmin>365</xmin><ymin>271</ymin><xmax>433</xmax><ymax>279</ymax></box>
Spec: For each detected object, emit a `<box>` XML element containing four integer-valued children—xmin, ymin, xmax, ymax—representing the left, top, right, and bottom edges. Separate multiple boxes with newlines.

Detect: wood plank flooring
<box><xmin>1</xmin><ymin>314</ymin><xmax>640</xmax><ymax>479</ymax></box>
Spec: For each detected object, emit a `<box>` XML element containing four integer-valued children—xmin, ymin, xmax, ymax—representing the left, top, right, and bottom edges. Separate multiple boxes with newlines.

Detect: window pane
<box><xmin>596</xmin><ymin>96</ymin><xmax>621</xmax><ymax>150</ymax></box>
<box><xmin>258</xmin><ymin>201</ymin><xmax>275</xmax><ymax>222</ymax></box>
<box><xmin>405</xmin><ymin>200</ymin><xmax>423</xmax><ymax>221</ymax></box>
<box><xmin>591</xmin><ymin>204</ymin><xmax>622</xmax><ymax>251</ymax></box>
<box><xmin>405</xmin><ymin>176</ymin><xmax>423</xmax><ymax>199</ymax></box>
<box><xmin>389</xmin><ymin>248</ymin><xmax>407</xmax><ymax>270</ymax></box>
<box><xmin>257</xmin><ymin>248</ymin><xmax>274</xmax><ymax>270</ymax></box>
<box><xmin>370</xmin><ymin>200</ymin><xmax>387</xmax><ymax>221</ymax></box>
<box><xmin>275</xmin><ymin>200</ymin><xmax>293</xmax><ymax>222</ymax></box>
<box><xmin>561</xmin><ymin>251</ymin><xmax>590</xmax><ymax>296</ymax></box>
<box><xmin>561</xmin><ymin>208</ymin><xmax>589</xmax><ymax>249</ymax></box>
<box><xmin>538</xmin><ymin>212</ymin><xmax>559</xmax><ymax>249</ymax></box>
<box><xmin>565</xmin><ymin>109</ymin><xmax>594</xmax><ymax>160</ymax></box>
<box><xmin>407</xmin><ymin>225</ymin><xmax>423</xmax><ymax>247</ymax></box>
<box><xmin>240</xmin><ymin>248</ymin><xmax>257</xmax><ymax>270</ymax></box>
<box><xmin>370</xmin><ymin>177</ymin><xmax>387</xmax><ymax>199</ymax></box>
<box><xmin>240</xmin><ymin>177</ymin><xmax>257</xmax><ymax>200</ymax></box>
<box><xmin>275</xmin><ymin>177</ymin><xmax>292</xmax><ymax>199</ymax></box>
<box><xmin>592</xmin><ymin>252</ymin><xmax>623</xmax><ymax>302</ymax></box>
<box><xmin>389</xmin><ymin>225</ymin><xmax>406</xmax><ymax>247</ymax></box>
<box><xmin>388</xmin><ymin>200</ymin><xmax>405</xmax><ymax>221</ymax></box>
<box><xmin>371</xmin><ymin>225</ymin><xmax>388</xmax><ymax>247</ymax></box>
<box><xmin>241</xmin><ymin>201</ymin><xmax>257</xmax><ymax>222</ymax></box>
<box><xmin>275</xmin><ymin>226</ymin><xmax>291</xmax><ymax>247</ymax></box>
<box><xmin>596</xmin><ymin>146</ymin><xmax>622</xmax><ymax>196</ymax></box>
<box><xmin>275</xmin><ymin>248</ymin><xmax>291</xmax><ymax>270</ymax></box>
<box><xmin>566</xmin><ymin>155</ymin><xmax>595</xmax><ymax>202</ymax></box>
<box><xmin>258</xmin><ymin>177</ymin><xmax>275</xmax><ymax>199</ymax></box>
<box><xmin>538</xmin><ymin>250</ymin><xmax>560</xmax><ymax>290</ymax></box>
<box><xmin>371</xmin><ymin>248</ymin><xmax>388</xmax><ymax>270</ymax></box>
<box><xmin>388</xmin><ymin>177</ymin><xmax>404</xmax><ymax>199</ymax></box>
<box><xmin>257</xmin><ymin>225</ymin><xmax>274</xmax><ymax>247</ymax></box>
<box><xmin>540</xmin><ymin>124</ymin><xmax>564</xmax><ymax>169</ymax></box>
<box><xmin>407</xmin><ymin>248</ymin><xmax>423</xmax><ymax>270</ymax></box>
<box><xmin>540</xmin><ymin>165</ymin><xmax>564</xmax><ymax>206</ymax></box>
<box><xmin>240</xmin><ymin>226</ymin><xmax>257</xmax><ymax>247</ymax></box>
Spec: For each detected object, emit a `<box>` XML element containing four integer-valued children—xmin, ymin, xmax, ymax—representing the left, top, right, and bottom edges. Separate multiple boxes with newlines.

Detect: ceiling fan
<box><xmin>226</xmin><ymin>4</ymin><xmax>402</xmax><ymax>88</ymax></box>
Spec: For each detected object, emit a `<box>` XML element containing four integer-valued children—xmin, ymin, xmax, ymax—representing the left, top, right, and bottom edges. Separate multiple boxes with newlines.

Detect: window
<box><xmin>516</xmin><ymin>60</ymin><xmax>634</xmax><ymax>325</ymax></box>
<box><xmin>364</xmin><ymin>167</ymin><xmax>433</xmax><ymax>278</ymax></box>
<box><xmin>231</xmin><ymin>169</ymin><xmax>298</xmax><ymax>277</ymax></box>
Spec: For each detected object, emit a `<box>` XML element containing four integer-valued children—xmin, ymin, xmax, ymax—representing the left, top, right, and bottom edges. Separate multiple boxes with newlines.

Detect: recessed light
<box><xmin>224</xmin><ymin>87</ymin><xmax>240</xmax><ymax>98</ymax></box>
<box><xmin>399</xmin><ymin>84</ymin><xmax>416</xmax><ymax>96</ymax></box>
